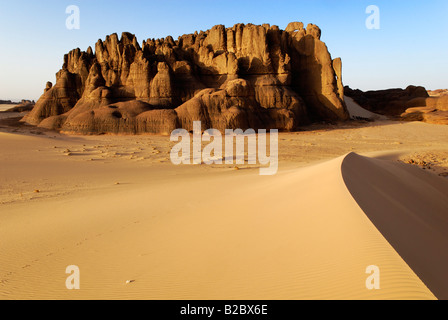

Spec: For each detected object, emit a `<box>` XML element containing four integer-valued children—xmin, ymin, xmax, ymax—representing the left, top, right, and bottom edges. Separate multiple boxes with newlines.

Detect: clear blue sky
<box><xmin>0</xmin><ymin>0</ymin><xmax>447</xmax><ymax>101</ymax></box>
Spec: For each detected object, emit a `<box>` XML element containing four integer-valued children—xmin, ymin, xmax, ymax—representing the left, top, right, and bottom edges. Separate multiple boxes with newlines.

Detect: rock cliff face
<box><xmin>24</xmin><ymin>22</ymin><xmax>348</xmax><ymax>134</ymax></box>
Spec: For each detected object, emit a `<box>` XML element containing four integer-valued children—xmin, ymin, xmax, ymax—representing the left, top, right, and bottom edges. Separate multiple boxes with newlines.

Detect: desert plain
<box><xmin>1</xmin><ymin>108</ymin><xmax>447</xmax><ymax>300</ymax></box>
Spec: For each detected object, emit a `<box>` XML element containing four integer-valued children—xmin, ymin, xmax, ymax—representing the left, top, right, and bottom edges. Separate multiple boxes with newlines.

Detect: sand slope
<box><xmin>342</xmin><ymin>152</ymin><xmax>448</xmax><ymax>299</ymax></box>
<box><xmin>345</xmin><ymin>96</ymin><xmax>387</xmax><ymax>120</ymax></box>
<box><xmin>0</xmin><ymin>150</ymin><xmax>441</xmax><ymax>299</ymax></box>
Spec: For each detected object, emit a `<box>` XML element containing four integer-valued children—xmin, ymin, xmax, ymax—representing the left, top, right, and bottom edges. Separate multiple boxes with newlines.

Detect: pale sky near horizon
<box><xmin>0</xmin><ymin>0</ymin><xmax>447</xmax><ymax>101</ymax></box>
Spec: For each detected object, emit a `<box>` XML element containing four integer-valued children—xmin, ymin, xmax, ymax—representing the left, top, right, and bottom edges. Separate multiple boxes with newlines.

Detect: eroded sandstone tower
<box><xmin>24</xmin><ymin>22</ymin><xmax>348</xmax><ymax>134</ymax></box>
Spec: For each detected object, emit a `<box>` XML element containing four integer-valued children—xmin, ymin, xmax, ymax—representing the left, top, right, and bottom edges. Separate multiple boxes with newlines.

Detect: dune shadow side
<box><xmin>341</xmin><ymin>152</ymin><xmax>448</xmax><ymax>300</ymax></box>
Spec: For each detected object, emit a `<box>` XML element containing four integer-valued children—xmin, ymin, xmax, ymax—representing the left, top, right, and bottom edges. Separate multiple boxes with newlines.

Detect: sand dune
<box><xmin>1</xmin><ymin>121</ymin><xmax>447</xmax><ymax>299</ymax></box>
<box><xmin>342</xmin><ymin>152</ymin><xmax>448</xmax><ymax>299</ymax></box>
<box><xmin>1</xmin><ymin>149</ymin><xmax>444</xmax><ymax>299</ymax></box>
<box><xmin>345</xmin><ymin>96</ymin><xmax>387</xmax><ymax>121</ymax></box>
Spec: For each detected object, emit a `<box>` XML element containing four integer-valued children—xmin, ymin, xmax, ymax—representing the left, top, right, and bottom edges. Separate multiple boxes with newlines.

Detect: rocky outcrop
<box><xmin>0</xmin><ymin>100</ymin><xmax>35</xmax><ymax>113</ymax></box>
<box><xmin>401</xmin><ymin>96</ymin><xmax>448</xmax><ymax>125</ymax></box>
<box><xmin>344</xmin><ymin>85</ymin><xmax>448</xmax><ymax>125</ymax></box>
<box><xmin>427</xmin><ymin>89</ymin><xmax>448</xmax><ymax>97</ymax></box>
<box><xmin>3</xmin><ymin>102</ymin><xmax>35</xmax><ymax>113</ymax></box>
<box><xmin>24</xmin><ymin>22</ymin><xmax>348</xmax><ymax>134</ymax></box>
<box><xmin>0</xmin><ymin>100</ymin><xmax>15</xmax><ymax>105</ymax></box>
<box><xmin>344</xmin><ymin>85</ymin><xmax>429</xmax><ymax>117</ymax></box>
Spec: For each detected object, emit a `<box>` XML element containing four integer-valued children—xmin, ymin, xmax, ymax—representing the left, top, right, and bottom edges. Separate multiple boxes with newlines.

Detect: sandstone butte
<box><xmin>23</xmin><ymin>22</ymin><xmax>350</xmax><ymax>134</ymax></box>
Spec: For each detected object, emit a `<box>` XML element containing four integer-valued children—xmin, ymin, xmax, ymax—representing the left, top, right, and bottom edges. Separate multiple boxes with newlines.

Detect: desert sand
<box><xmin>0</xmin><ymin>105</ymin><xmax>16</xmax><ymax>112</ymax></box>
<box><xmin>1</xmin><ymin>117</ymin><xmax>447</xmax><ymax>300</ymax></box>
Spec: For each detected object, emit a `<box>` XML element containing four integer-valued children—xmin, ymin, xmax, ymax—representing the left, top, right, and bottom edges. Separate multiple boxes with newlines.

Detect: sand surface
<box><xmin>0</xmin><ymin>104</ymin><xmax>17</xmax><ymax>112</ymax></box>
<box><xmin>0</xmin><ymin>119</ymin><xmax>447</xmax><ymax>299</ymax></box>
<box><xmin>344</xmin><ymin>96</ymin><xmax>387</xmax><ymax>121</ymax></box>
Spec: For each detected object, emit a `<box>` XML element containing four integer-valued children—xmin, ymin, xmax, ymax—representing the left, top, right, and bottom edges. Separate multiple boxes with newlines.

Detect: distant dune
<box><xmin>344</xmin><ymin>96</ymin><xmax>387</xmax><ymax>121</ymax></box>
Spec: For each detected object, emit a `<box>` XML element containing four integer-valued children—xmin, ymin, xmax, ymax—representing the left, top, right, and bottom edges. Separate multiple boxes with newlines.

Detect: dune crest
<box><xmin>342</xmin><ymin>152</ymin><xmax>448</xmax><ymax>299</ymax></box>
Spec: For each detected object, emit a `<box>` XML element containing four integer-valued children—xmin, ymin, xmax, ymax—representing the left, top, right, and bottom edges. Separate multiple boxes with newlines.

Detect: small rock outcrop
<box><xmin>24</xmin><ymin>22</ymin><xmax>348</xmax><ymax>134</ymax></box>
<box><xmin>401</xmin><ymin>95</ymin><xmax>448</xmax><ymax>125</ymax></box>
<box><xmin>427</xmin><ymin>89</ymin><xmax>448</xmax><ymax>97</ymax></box>
<box><xmin>0</xmin><ymin>100</ymin><xmax>35</xmax><ymax>112</ymax></box>
<box><xmin>345</xmin><ymin>86</ymin><xmax>448</xmax><ymax>125</ymax></box>
<box><xmin>0</xmin><ymin>100</ymin><xmax>15</xmax><ymax>105</ymax></box>
<box><xmin>344</xmin><ymin>85</ymin><xmax>429</xmax><ymax>116</ymax></box>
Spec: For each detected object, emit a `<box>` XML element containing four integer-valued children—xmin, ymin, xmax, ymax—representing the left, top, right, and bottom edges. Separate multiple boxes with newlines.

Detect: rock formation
<box><xmin>345</xmin><ymin>86</ymin><xmax>448</xmax><ymax>125</ymax></box>
<box><xmin>0</xmin><ymin>100</ymin><xmax>15</xmax><ymax>105</ymax></box>
<box><xmin>4</xmin><ymin>101</ymin><xmax>35</xmax><ymax>113</ymax></box>
<box><xmin>401</xmin><ymin>95</ymin><xmax>448</xmax><ymax>125</ymax></box>
<box><xmin>0</xmin><ymin>100</ymin><xmax>35</xmax><ymax>112</ymax></box>
<box><xmin>23</xmin><ymin>22</ymin><xmax>348</xmax><ymax>134</ymax></box>
<box><xmin>427</xmin><ymin>89</ymin><xmax>448</xmax><ymax>97</ymax></box>
<box><xmin>344</xmin><ymin>85</ymin><xmax>429</xmax><ymax>116</ymax></box>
